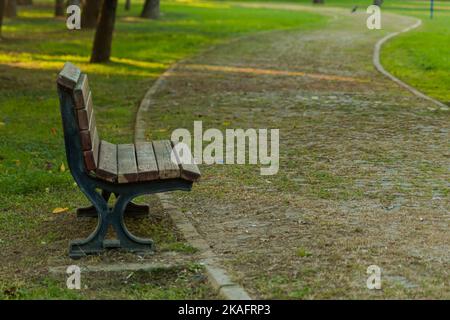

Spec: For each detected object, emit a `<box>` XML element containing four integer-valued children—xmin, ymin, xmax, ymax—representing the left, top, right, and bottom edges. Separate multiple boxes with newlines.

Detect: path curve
<box><xmin>135</xmin><ymin>3</ymin><xmax>449</xmax><ymax>299</ymax></box>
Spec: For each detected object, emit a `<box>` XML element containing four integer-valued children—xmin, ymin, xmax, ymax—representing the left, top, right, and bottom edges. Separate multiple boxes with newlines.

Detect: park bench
<box><xmin>57</xmin><ymin>62</ymin><xmax>200</xmax><ymax>259</ymax></box>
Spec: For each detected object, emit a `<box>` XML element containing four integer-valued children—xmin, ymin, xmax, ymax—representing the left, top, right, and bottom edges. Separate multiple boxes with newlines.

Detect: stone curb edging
<box><xmin>134</xmin><ymin>49</ymin><xmax>252</xmax><ymax>300</ymax></box>
<box><xmin>158</xmin><ymin>194</ymin><xmax>252</xmax><ymax>300</ymax></box>
<box><xmin>373</xmin><ymin>19</ymin><xmax>448</xmax><ymax>111</ymax></box>
<box><xmin>134</xmin><ymin>34</ymin><xmax>254</xmax><ymax>143</ymax></box>
<box><xmin>134</xmin><ymin>67</ymin><xmax>177</xmax><ymax>143</ymax></box>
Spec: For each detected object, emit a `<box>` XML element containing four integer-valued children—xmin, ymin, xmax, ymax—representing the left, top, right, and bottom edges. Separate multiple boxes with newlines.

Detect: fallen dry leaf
<box><xmin>52</xmin><ymin>207</ymin><xmax>69</xmax><ymax>214</ymax></box>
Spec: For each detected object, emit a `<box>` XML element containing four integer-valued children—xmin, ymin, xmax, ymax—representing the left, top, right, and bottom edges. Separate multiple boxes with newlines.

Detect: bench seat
<box><xmin>95</xmin><ymin>140</ymin><xmax>201</xmax><ymax>184</ymax></box>
<box><xmin>57</xmin><ymin>62</ymin><xmax>200</xmax><ymax>185</ymax></box>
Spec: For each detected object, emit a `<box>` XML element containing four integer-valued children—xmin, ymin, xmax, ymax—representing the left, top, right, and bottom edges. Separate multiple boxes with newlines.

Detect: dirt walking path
<box><xmin>138</xmin><ymin>5</ymin><xmax>449</xmax><ymax>298</ymax></box>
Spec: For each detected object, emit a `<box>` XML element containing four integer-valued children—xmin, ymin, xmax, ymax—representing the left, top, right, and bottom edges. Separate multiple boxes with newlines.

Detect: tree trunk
<box><xmin>0</xmin><ymin>0</ymin><xmax>6</xmax><ymax>38</ymax></box>
<box><xmin>90</xmin><ymin>0</ymin><xmax>117</xmax><ymax>63</ymax></box>
<box><xmin>125</xmin><ymin>0</ymin><xmax>130</xmax><ymax>11</ymax></box>
<box><xmin>140</xmin><ymin>0</ymin><xmax>159</xmax><ymax>19</ymax></box>
<box><xmin>6</xmin><ymin>0</ymin><xmax>17</xmax><ymax>18</ymax></box>
<box><xmin>55</xmin><ymin>0</ymin><xmax>64</xmax><ymax>16</ymax></box>
<box><xmin>17</xmin><ymin>0</ymin><xmax>32</xmax><ymax>5</ymax></box>
<box><xmin>81</xmin><ymin>0</ymin><xmax>102</xmax><ymax>29</ymax></box>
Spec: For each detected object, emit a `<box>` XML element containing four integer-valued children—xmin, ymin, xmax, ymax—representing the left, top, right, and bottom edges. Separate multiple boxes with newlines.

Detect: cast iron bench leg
<box><xmin>76</xmin><ymin>190</ymin><xmax>149</xmax><ymax>218</ymax></box>
<box><xmin>110</xmin><ymin>194</ymin><xmax>154</xmax><ymax>253</ymax></box>
<box><xmin>69</xmin><ymin>193</ymin><xmax>154</xmax><ymax>259</ymax></box>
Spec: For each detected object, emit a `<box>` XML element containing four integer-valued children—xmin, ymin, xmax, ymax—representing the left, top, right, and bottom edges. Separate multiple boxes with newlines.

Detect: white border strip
<box><xmin>373</xmin><ymin>19</ymin><xmax>448</xmax><ymax>110</ymax></box>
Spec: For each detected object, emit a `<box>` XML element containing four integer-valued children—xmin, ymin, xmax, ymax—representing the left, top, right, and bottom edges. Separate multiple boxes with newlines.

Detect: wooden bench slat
<box><xmin>96</xmin><ymin>140</ymin><xmax>117</xmax><ymax>182</ymax></box>
<box><xmin>153</xmin><ymin>140</ymin><xmax>180</xmax><ymax>179</ymax></box>
<box><xmin>118</xmin><ymin>144</ymin><xmax>138</xmax><ymax>183</ymax></box>
<box><xmin>74</xmin><ymin>74</ymin><xmax>90</xmax><ymax>109</ymax></box>
<box><xmin>79</xmin><ymin>111</ymin><xmax>97</xmax><ymax>151</ymax></box>
<box><xmin>135</xmin><ymin>142</ymin><xmax>159</xmax><ymax>181</ymax></box>
<box><xmin>76</xmin><ymin>91</ymin><xmax>93</xmax><ymax>131</ymax></box>
<box><xmin>83</xmin><ymin>126</ymin><xmax>100</xmax><ymax>171</ymax></box>
<box><xmin>57</xmin><ymin>62</ymin><xmax>81</xmax><ymax>89</ymax></box>
<box><xmin>171</xmin><ymin>141</ymin><xmax>201</xmax><ymax>182</ymax></box>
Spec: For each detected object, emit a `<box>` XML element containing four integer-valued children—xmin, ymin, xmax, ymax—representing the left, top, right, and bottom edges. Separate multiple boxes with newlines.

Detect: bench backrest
<box><xmin>57</xmin><ymin>62</ymin><xmax>100</xmax><ymax>173</ymax></box>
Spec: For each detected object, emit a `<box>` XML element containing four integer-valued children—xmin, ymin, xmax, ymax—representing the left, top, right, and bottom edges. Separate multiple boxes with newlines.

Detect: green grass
<box><xmin>0</xmin><ymin>0</ymin><xmax>326</xmax><ymax>299</ymax></box>
<box><xmin>296</xmin><ymin>248</ymin><xmax>312</xmax><ymax>258</ymax></box>
<box><xmin>381</xmin><ymin>4</ymin><xmax>450</xmax><ymax>104</ymax></box>
<box><xmin>364</xmin><ymin>1</ymin><xmax>450</xmax><ymax>104</ymax></box>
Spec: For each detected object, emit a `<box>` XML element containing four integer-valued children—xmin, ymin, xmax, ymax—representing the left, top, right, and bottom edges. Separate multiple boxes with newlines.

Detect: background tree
<box><xmin>90</xmin><ymin>0</ymin><xmax>117</xmax><ymax>63</ymax></box>
<box><xmin>141</xmin><ymin>0</ymin><xmax>159</xmax><ymax>19</ymax></box>
<box><xmin>17</xmin><ymin>0</ymin><xmax>32</xmax><ymax>5</ymax></box>
<box><xmin>373</xmin><ymin>0</ymin><xmax>383</xmax><ymax>6</ymax></box>
<box><xmin>313</xmin><ymin>0</ymin><xmax>324</xmax><ymax>3</ymax></box>
<box><xmin>0</xmin><ymin>0</ymin><xmax>5</xmax><ymax>38</ymax></box>
<box><xmin>125</xmin><ymin>0</ymin><xmax>130</xmax><ymax>11</ymax></box>
<box><xmin>6</xmin><ymin>0</ymin><xmax>17</xmax><ymax>18</ymax></box>
<box><xmin>55</xmin><ymin>0</ymin><xmax>64</xmax><ymax>17</ymax></box>
<box><xmin>81</xmin><ymin>0</ymin><xmax>102</xmax><ymax>28</ymax></box>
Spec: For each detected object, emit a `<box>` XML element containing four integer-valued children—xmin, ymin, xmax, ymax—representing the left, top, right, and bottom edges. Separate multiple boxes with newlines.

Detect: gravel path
<box><xmin>139</xmin><ymin>5</ymin><xmax>449</xmax><ymax>299</ymax></box>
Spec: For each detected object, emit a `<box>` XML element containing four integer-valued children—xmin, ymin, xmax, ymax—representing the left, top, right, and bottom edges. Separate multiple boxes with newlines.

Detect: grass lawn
<box><xmin>381</xmin><ymin>3</ymin><xmax>450</xmax><ymax>104</ymax></box>
<box><xmin>0</xmin><ymin>0</ymin><xmax>326</xmax><ymax>299</ymax></box>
